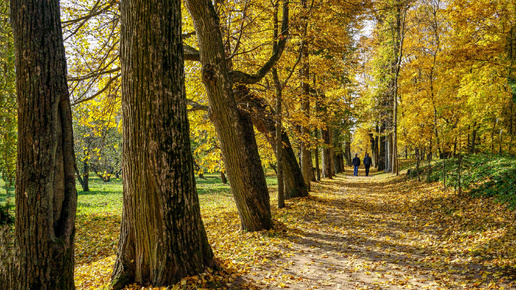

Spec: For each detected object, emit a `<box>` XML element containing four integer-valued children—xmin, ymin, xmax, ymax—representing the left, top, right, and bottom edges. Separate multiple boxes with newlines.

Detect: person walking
<box><xmin>363</xmin><ymin>153</ymin><xmax>372</xmax><ymax>176</ymax></box>
<box><xmin>352</xmin><ymin>154</ymin><xmax>360</xmax><ymax>176</ymax></box>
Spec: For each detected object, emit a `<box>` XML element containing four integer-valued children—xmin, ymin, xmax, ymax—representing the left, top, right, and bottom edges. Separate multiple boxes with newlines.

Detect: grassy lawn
<box><xmin>0</xmin><ymin>179</ymin><xmax>14</xmax><ymax>207</ymax></box>
<box><xmin>73</xmin><ymin>173</ymin><xmax>279</xmax><ymax>288</ymax></box>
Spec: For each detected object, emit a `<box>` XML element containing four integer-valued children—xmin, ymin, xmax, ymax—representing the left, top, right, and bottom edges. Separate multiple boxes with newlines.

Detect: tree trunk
<box><xmin>185</xmin><ymin>0</ymin><xmax>272</xmax><ymax>231</ymax></box>
<box><xmin>314</xmin><ymin>129</ymin><xmax>321</xmax><ymax>181</ymax></box>
<box><xmin>273</xmin><ymin>67</ymin><xmax>285</xmax><ymax>209</ymax></box>
<box><xmin>385</xmin><ymin>134</ymin><xmax>391</xmax><ymax>172</ymax></box>
<box><xmin>246</xmin><ymin>93</ymin><xmax>308</xmax><ymax>198</ymax></box>
<box><xmin>11</xmin><ymin>0</ymin><xmax>77</xmax><ymax>287</ymax></box>
<box><xmin>300</xmin><ymin>0</ymin><xmax>312</xmax><ymax>191</ymax></box>
<box><xmin>329</xmin><ymin>129</ymin><xmax>336</xmax><ymax>177</ymax></box>
<box><xmin>378</xmin><ymin>133</ymin><xmax>386</xmax><ymax>171</ymax></box>
<box><xmin>111</xmin><ymin>1</ymin><xmax>216</xmax><ymax>287</ymax></box>
<box><xmin>220</xmin><ymin>171</ymin><xmax>228</xmax><ymax>184</ymax></box>
<box><xmin>470</xmin><ymin>126</ymin><xmax>477</xmax><ymax>154</ymax></box>
<box><xmin>334</xmin><ymin>153</ymin><xmax>343</xmax><ymax>174</ymax></box>
<box><xmin>344</xmin><ymin>140</ymin><xmax>352</xmax><ymax>166</ymax></box>
<box><xmin>369</xmin><ymin>132</ymin><xmax>378</xmax><ymax>168</ymax></box>
<box><xmin>321</xmin><ymin>126</ymin><xmax>332</xmax><ymax>178</ymax></box>
<box><xmin>82</xmin><ymin>150</ymin><xmax>90</xmax><ymax>191</ymax></box>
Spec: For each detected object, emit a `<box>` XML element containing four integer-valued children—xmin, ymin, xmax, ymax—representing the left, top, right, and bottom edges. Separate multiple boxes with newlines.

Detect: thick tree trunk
<box><xmin>186</xmin><ymin>0</ymin><xmax>272</xmax><ymax>231</ymax></box>
<box><xmin>111</xmin><ymin>1</ymin><xmax>216</xmax><ymax>288</ymax></box>
<box><xmin>246</xmin><ymin>93</ymin><xmax>308</xmax><ymax>198</ymax></box>
<box><xmin>11</xmin><ymin>0</ymin><xmax>77</xmax><ymax>288</ymax></box>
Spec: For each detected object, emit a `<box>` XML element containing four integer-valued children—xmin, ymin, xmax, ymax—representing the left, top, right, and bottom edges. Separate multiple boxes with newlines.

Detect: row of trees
<box><xmin>356</xmin><ymin>0</ymin><xmax>516</xmax><ymax>164</ymax></box>
<box><xmin>1</xmin><ymin>0</ymin><xmax>369</xmax><ymax>289</ymax></box>
<box><xmin>7</xmin><ymin>0</ymin><xmax>515</xmax><ymax>288</ymax></box>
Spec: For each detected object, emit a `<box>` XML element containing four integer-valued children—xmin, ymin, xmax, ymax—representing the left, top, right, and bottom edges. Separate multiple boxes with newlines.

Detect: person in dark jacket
<box><xmin>363</xmin><ymin>153</ymin><xmax>372</xmax><ymax>176</ymax></box>
<box><xmin>352</xmin><ymin>154</ymin><xmax>360</xmax><ymax>176</ymax></box>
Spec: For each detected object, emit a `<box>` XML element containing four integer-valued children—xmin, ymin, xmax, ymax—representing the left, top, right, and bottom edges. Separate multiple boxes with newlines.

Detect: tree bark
<box><xmin>344</xmin><ymin>139</ymin><xmax>352</xmax><ymax>166</ymax></box>
<box><xmin>334</xmin><ymin>153</ymin><xmax>343</xmax><ymax>174</ymax></box>
<box><xmin>329</xmin><ymin>129</ymin><xmax>336</xmax><ymax>177</ymax></box>
<box><xmin>369</xmin><ymin>132</ymin><xmax>378</xmax><ymax>168</ymax></box>
<box><xmin>378</xmin><ymin>133</ymin><xmax>386</xmax><ymax>171</ymax></box>
<box><xmin>82</xmin><ymin>151</ymin><xmax>90</xmax><ymax>191</ymax></box>
<box><xmin>220</xmin><ymin>171</ymin><xmax>228</xmax><ymax>184</ymax></box>
<box><xmin>321</xmin><ymin>126</ymin><xmax>332</xmax><ymax>178</ymax></box>
<box><xmin>111</xmin><ymin>1</ymin><xmax>216</xmax><ymax>287</ymax></box>
<box><xmin>300</xmin><ymin>0</ymin><xmax>312</xmax><ymax>190</ymax></box>
<box><xmin>185</xmin><ymin>0</ymin><xmax>273</xmax><ymax>231</ymax></box>
<box><xmin>274</xmin><ymin>68</ymin><xmax>285</xmax><ymax>208</ymax></box>
<box><xmin>244</xmin><ymin>91</ymin><xmax>309</xmax><ymax>198</ymax></box>
<box><xmin>315</xmin><ymin>129</ymin><xmax>321</xmax><ymax>181</ymax></box>
<box><xmin>11</xmin><ymin>0</ymin><xmax>77</xmax><ymax>287</ymax></box>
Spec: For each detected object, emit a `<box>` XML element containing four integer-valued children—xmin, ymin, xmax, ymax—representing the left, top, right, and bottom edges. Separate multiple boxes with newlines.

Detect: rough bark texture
<box><xmin>242</xmin><ymin>89</ymin><xmax>308</xmax><ymax>198</ymax></box>
<box><xmin>10</xmin><ymin>0</ymin><xmax>77</xmax><ymax>288</ymax></box>
<box><xmin>185</xmin><ymin>0</ymin><xmax>272</xmax><ymax>231</ymax></box>
<box><xmin>111</xmin><ymin>1</ymin><xmax>216</xmax><ymax>288</ymax></box>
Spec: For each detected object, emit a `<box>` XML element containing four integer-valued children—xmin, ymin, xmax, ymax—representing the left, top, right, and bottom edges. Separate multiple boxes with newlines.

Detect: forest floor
<box><xmin>72</xmin><ymin>168</ymin><xmax>516</xmax><ymax>289</ymax></box>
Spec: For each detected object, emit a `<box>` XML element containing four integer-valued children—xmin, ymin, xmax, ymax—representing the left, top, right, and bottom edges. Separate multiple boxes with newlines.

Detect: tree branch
<box><xmin>229</xmin><ymin>0</ymin><xmax>289</xmax><ymax>84</ymax></box>
<box><xmin>187</xmin><ymin>99</ymin><xmax>209</xmax><ymax>112</ymax></box>
<box><xmin>184</xmin><ymin>44</ymin><xmax>200</xmax><ymax>61</ymax></box>
<box><xmin>71</xmin><ymin>73</ymin><xmax>121</xmax><ymax>106</ymax></box>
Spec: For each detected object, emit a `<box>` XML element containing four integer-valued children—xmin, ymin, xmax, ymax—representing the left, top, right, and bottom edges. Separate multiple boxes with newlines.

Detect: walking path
<box><xmin>240</xmin><ymin>168</ymin><xmax>516</xmax><ymax>289</ymax></box>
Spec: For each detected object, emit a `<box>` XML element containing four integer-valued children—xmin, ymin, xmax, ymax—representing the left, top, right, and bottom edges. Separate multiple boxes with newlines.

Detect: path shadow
<box><xmin>269</xmin><ymin>172</ymin><xmax>516</xmax><ymax>288</ymax></box>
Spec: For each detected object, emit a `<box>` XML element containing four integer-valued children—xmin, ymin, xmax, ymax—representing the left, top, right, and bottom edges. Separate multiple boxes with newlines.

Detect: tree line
<box><xmin>1</xmin><ymin>0</ymin><xmax>516</xmax><ymax>288</ymax></box>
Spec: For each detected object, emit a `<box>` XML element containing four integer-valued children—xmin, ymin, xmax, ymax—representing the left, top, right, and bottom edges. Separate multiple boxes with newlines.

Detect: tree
<box><xmin>10</xmin><ymin>0</ymin><xmax>77</xmax><ymax>287</ymax></box>
<box><xmin>0</xmin><ymin>0</ymin><xmax>16</xmax><ymax>220</ymax></box>
<box><xmin>185</xmin><ymin>0</ymin><xmax>290</xmax><ymax>231</ymax></box>
<box><xmin>299</xmin><ymin>0</ymin><xmax>313</xmax><ymax>189</ymax></box>
<box><xmin>111</xmin><ymin>0</ymin><xmax>216</xmax><ymax>287</ymax></box>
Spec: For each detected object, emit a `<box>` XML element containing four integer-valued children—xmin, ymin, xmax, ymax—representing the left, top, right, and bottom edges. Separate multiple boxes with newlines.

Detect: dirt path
<box><xmin>238</xmin><ymin>168</ymin><xmax>516</xmax><ymax>289</ymax></box>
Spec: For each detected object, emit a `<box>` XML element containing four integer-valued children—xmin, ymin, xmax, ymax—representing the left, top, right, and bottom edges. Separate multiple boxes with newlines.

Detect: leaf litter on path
<box><xmin>74</xmin><ymin>169</ymin><xmax>516</xmax><ymax>289</ymax></box>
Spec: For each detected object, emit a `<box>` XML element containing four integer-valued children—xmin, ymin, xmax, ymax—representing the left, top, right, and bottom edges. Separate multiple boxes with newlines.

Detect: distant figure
<box><xmin>363</xmin><ymin>153</ymin><xmax>372</xmax><ymax>176</ymax></box>
<box><xmin>352</xmin><ymin>154</ymin><xmax>360</xmax><ymax>176</ymax></box>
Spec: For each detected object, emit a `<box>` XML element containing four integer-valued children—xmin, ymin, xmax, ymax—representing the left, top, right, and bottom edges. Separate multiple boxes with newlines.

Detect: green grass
<box><xmin>1</xmin><ymin>172</ymin><xmax>280</xmax><ymax>216</ymax></box>
<box><xmin>0</xmin><ymin>179</ymin><xmax>14</xmax><ymax>206</ymax></box>
<box><xmin>408</xmin><ymin>153</ymin><xmax>516</xmax><ymax>209</ymax></box>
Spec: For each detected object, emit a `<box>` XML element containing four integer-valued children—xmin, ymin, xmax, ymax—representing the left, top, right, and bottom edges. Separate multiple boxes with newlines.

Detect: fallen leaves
<box><xmin>74</xmin><ymin>171</ymin><xmax>516</xmax><ymax>289</ymax></box>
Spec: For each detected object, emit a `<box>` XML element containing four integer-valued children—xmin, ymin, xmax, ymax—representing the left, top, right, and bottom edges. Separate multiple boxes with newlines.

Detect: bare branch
<box><xmin>71</xmin><ymin>73</ymin><xmax>121</xmax><ymax>106</ymax></box>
